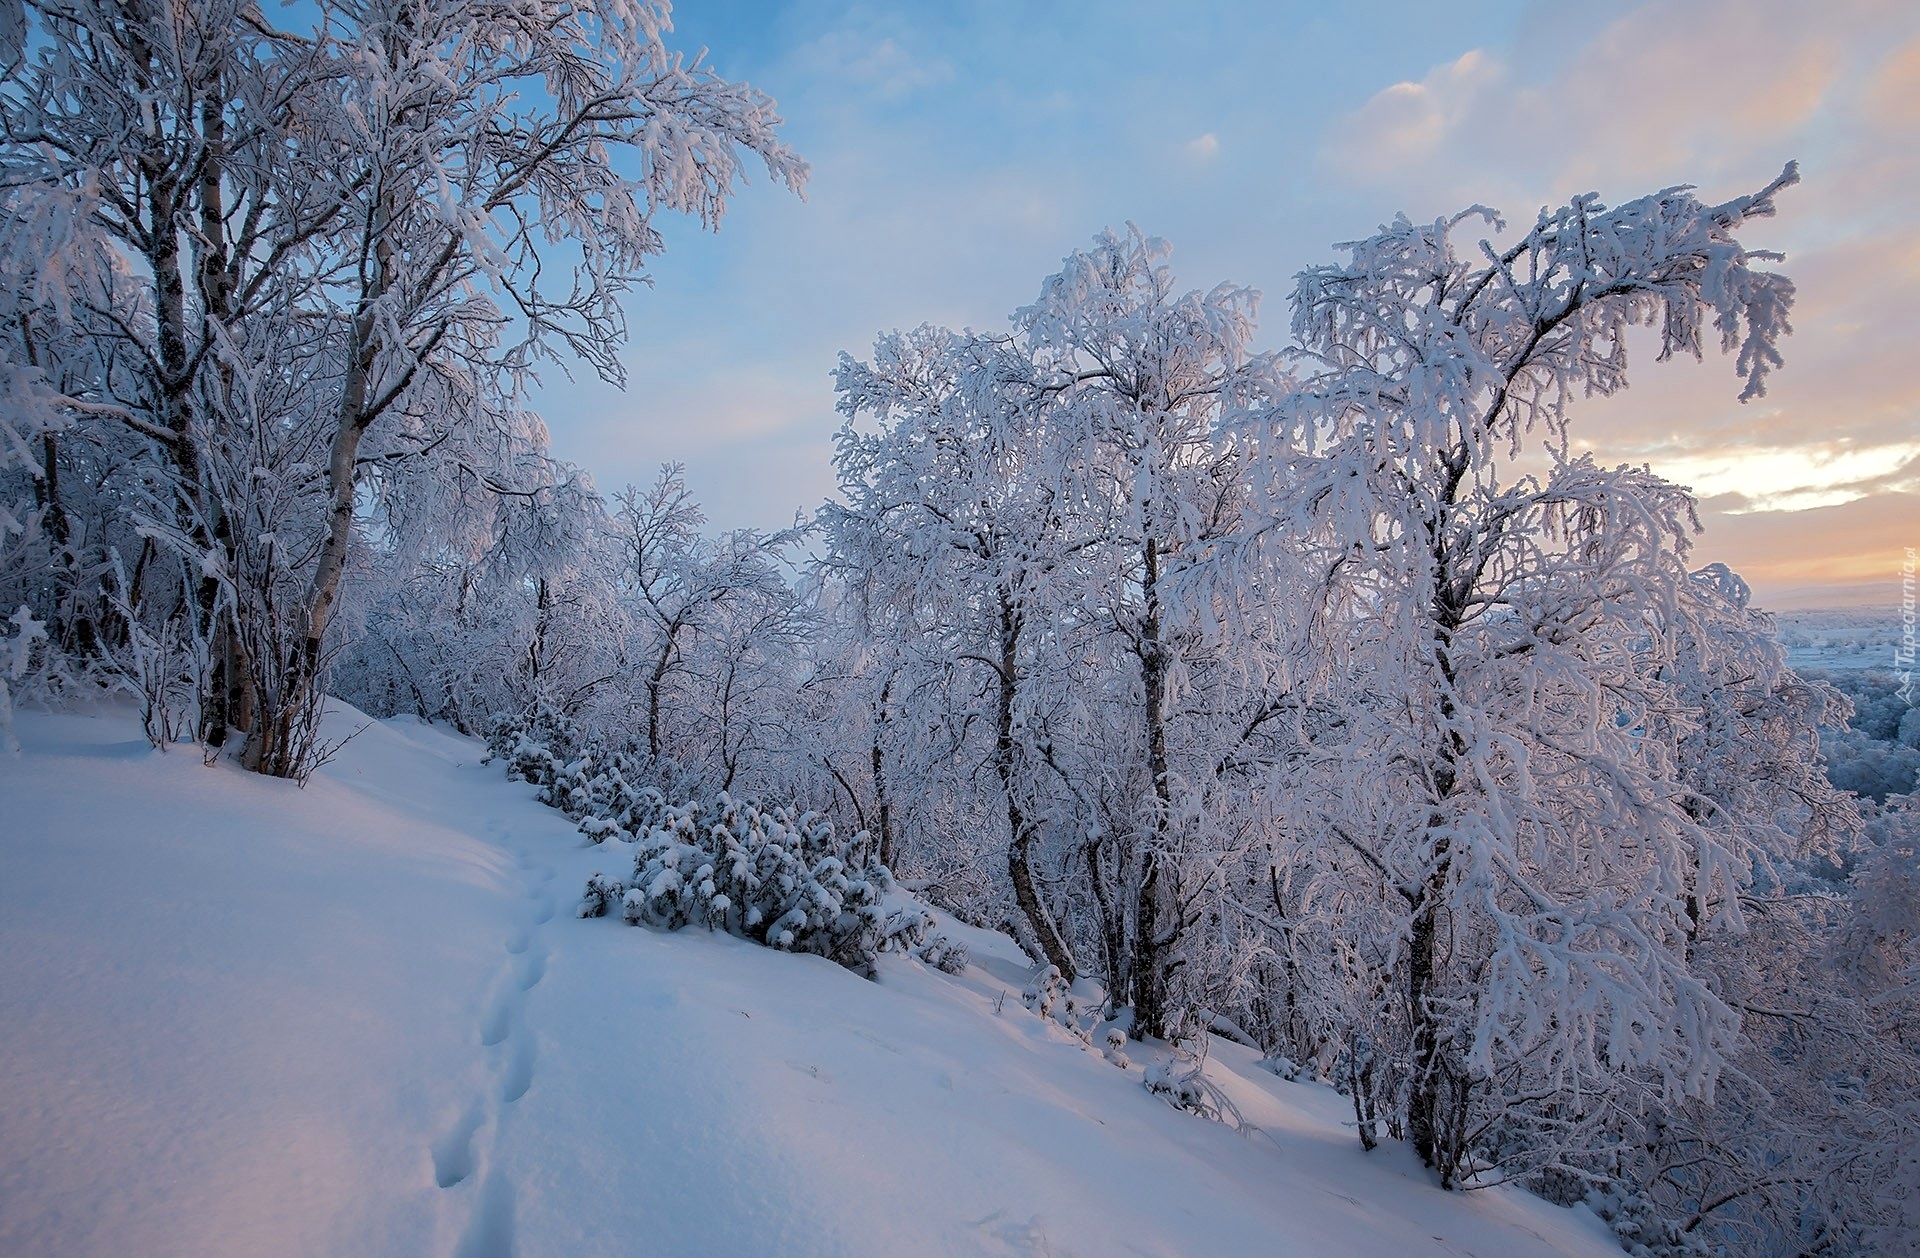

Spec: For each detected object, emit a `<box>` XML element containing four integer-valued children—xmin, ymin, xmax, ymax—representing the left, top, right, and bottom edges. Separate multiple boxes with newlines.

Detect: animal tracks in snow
<box><xmin>431</xmin><ymin>1103</ymin><xmax>484</xmax><ymax>1190</ymax></box>
<box><xmin>501</xmin><ymin>1032</ymin><xmax>537</xmax><ymax>1105</ymax></box>
<box><xmin>455</xmin><ymin>1173</ymin><xmax>516</xmax><ymax>1258</ymax></box>
<box><xmin>429</xmin><ymin>817</ymin><xmax>557</xmax><ymax>1256</ymax></box>
<box><xmin>514</xmin><ymin>945</ymin><xmax>547</xmax><ymax>992</ymax></box>
<box><xmin>479</xmin><ymin>986</ymin><xmax>519</xmax><ymax>1048</ymax></box>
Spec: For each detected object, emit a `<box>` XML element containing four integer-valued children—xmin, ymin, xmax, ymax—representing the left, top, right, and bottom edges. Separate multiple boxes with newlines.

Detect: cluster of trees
<box><xmin>347</xmin><ymin>170</ymin><xmax>1920</xmax><ymax>1250</ymax></box>
<box><xmin>821</xmin><ymin>182</ymin><xmax>1918</xmax><ymax>1249</ymax></box>
<box><xmin>1809</xmin><ymin>667</ymin><xmax>1920</xmax><ymax>801</ymax></box>
<box><xmin>0</xmin><ymin>0</ymin><xmax>803</xmax><ymax>774</ymax></box>
<box><xmin>5</xmin><ymin>3</ymin><xmax>1915</xmax><ymax>1247</ymax></box>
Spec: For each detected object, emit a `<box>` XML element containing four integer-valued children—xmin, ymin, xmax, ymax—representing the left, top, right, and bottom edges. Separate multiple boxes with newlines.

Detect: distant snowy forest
<box><xmin>2</xmin><ymin>3</ymin><xmax>1914</xmax><ymax>1255</ymax></box>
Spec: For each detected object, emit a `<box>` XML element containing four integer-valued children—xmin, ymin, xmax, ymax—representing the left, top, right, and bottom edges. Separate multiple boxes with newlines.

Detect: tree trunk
<box><xmin>255</xmin><ymin>164</ymin><xmax>401</xmax><ymax>777</ymax></box>
<box><xmin>647</xmin><ymin>633</ymin><xmax>675</xmax><ymax>761</ymax></box>
<box><xmin>1405</xmin><ymin>861</ymin><xmax>1450</xmax><ymax>1178</ymax></box>
<box><xmin>140</xmin><ymin>129</ymin><xmax>224</xmax><ymax>750</ymax></box>
<box><xmin>871</xmin><ymin>672</ymin><xmax>896</xmax><ymax>870</ymax></box>
<box><xmin>996</xmin><ymin>590</ymin><xmax>1076</xmax><ymax>981</ymax></box>
<box><xmin>1086</xmin><ymin>835</ymin><xmax>1128</xmax><ymax>1004</ymax></box>
<box><xmin>255</xmin><ymin>287</ymin><xmax>380</xmax><ymax>776</ymax></box>
<box><xmin>1130</xmin><ymin>534</ymin><xmax>1181</xmax><ymax>1039</ymax></box>
<box><xmin>1409</xmin><ymin>558</ymin><xmax>1469</xmax><ymax>1181</ymax></box>
<box><xmin>195</xmin><ymin>87</ymin><xmax>253</xmax><ymax>752</ymax></box>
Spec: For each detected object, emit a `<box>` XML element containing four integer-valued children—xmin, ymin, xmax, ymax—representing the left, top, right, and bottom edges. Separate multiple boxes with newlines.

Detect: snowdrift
<box><xmin>0</xmin><ymin>703</ymin><xmax>1620</xmax><ymax>1257</ymax></box>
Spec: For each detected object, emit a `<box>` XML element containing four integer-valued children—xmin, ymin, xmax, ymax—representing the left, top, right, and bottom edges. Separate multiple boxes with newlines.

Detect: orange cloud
<box><xmin>1863</xmin><ymin>34</ymin><xmax>1920</xmax><ymax>127</ymax></box>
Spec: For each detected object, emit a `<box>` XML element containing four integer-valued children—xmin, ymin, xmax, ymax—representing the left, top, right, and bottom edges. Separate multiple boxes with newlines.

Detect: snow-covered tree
<box><xmin>1016</xmin><ymin>226</ymin><xmax>1280</xmax><ymax>1038</ymax></box>
<box><xmin>252</xmin><ymin>0</ymin><xmax>805</xmax><ymax>776</ymax></box>
<box><xmin>1239</xmin><ymin>167</ymin><xmax>1808</xmax><ymax>1183</ymax></box>
<box><xmin>828</xmin><ymin>324</ymin><xmax>1087</xmax><ymax>979</ymax></box>
<box><xmin>1</xmin><ymin>0</ymin><xmax>805</xmax><ymax>777</ymax></box>
<box><xmin>605</xmin><ymin>464</ymin><xmax>808</xmax><ymax>795</ymax></box>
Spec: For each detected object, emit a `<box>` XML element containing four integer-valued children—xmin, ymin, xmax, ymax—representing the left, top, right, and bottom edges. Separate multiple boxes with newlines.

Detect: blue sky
<box><xmin>535</xmin><ymin>0</ymin><xmax>1920</xmax><ymax>604</ymax></box>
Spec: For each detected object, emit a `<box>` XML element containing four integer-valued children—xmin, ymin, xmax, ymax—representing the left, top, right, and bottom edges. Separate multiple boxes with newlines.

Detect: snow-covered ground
<box><xmin>1774</xmin><ymin>608</ymin><xmax>1911</xmax><ymax>675</ymax></box>
<box><xmin>0</xmin><ymin>702</ymin><xmax>1621</xmax><ymax>1257</ymax></box>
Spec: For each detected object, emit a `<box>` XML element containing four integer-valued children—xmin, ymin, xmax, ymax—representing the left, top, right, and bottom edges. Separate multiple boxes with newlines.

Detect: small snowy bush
<box><xmin>1143</xmin><ymin>1035</ymin><xmax>1251</xmax><ymax>1133</ymax></box>
<box><xmin>1021</xmin><ymin>964</ymin><xmax>1105</xmax><ymax>1044</ymax></box>
<box><xmin>1022</xmin><ymin>964</ymin><xmax>1069</xmax><ymax>1021</ymax></box>
<box><xmin>915</xmin><ymin>934</ymin><xmax>969</xmax><ymax>975</ymax></box>
<box><xmin>0</xmin><ymin>604</ymin><xmax>78</xmax><ymax>754</ymax></box>
<box><xmin>1144</xmin><ymin>1055</ymin><xmax>1211</xmax><ymax>1114</ymax></box>
<box><xmin>494</xmin><ymin>701</ymin><xmax>962</xmax><ymax>978</ymax></box>
<box><xmin>487</xmin><ymin>703</ymin><xmax>684</xmax><ymax>838</ymax></box>
<box><xmin>484</xmin><ymin>700</ymin><xmax>583</xmax><ymax>787</ymax></box>
<box><xmin>1587</xmin><ymin>1187</ymin><xmax>1716</xmax><ymax>1258</ymax></box>
<box><xmin>578</xmin><ymin>792</ymin><xmax>931</xmax><ymax>977</ymax></box>
<box><xmin>1258</xmin><ymin>1054</ymin><xmax>1303</xmax><ymax>1082</ymax></box>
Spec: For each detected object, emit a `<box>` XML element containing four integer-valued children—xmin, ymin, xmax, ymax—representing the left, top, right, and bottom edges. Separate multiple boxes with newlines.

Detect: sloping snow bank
<box><xmin>0</xmin><ymin>703</ymin><xmax>1620</xmax><ymax>1257</ymax></box>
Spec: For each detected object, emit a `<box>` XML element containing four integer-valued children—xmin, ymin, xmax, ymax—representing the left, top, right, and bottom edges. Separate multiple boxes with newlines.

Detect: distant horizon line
<box><xmin>1756</xmin><ymin>581</ymin><xmax>1906</xmax><ymax>612</ymax></box>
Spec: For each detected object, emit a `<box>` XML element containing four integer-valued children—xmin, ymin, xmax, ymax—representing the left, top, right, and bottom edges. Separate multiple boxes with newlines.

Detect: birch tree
<box><xmin>1251</xmin><ymin>166</ymin><xmax>1805</xmax><ymax>1181</ymax></box>
<box><xmin>829</xmin><ymin>324</ymin><xmax>1087</xmax><ymax>980</ymax></box>
<box><xmin>1018</xmin><ymin>226</ymin><xmax>1277</xmax><ymax>1038</ymax></box>
<box><xmin>3</xmin><ymin>0</ymin><xmax>804</xmax><ymax>776</ymax></box>
<box><xmin>255</xmin><ymin>0</ymin><xmax>805</xmax><ymax>775</ymax></box>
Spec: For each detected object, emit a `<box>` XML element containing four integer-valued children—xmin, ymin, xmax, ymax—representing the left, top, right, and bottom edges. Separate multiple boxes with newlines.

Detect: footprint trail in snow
<box><xmin>429</xmin><ymin>816</ymin><xmax>557</xmax><ymax>1257</ymax></box>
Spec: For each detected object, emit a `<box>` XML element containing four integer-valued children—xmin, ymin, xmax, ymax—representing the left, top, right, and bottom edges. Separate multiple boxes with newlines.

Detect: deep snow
<box><xmin>0</xmin><ymin>702</ymin><xmax>1621</xmax><ymax>1257</ymax></box>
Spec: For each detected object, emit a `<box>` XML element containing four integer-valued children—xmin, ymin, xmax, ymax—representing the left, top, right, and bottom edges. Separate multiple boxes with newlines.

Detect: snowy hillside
<box><xmin>0</xmin><ymin>703</ymin><xmax>1620</xmax><ymax>1258</ymax></box>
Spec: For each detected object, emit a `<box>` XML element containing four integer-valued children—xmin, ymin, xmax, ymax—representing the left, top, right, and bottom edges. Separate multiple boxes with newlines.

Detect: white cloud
<box><xmin>793</xmin><ymin>30</ymin><xmax>954</xmax><ymax>101</ymax></box>
<box><xmin>1325</xmin><ymin>49</ymin><xmax>1499</xmax><ymax>182</ymax></box>
<box><xmin>1185</xmin><ymin>132</ymin><xmax>1222</xmax><ymax>159</ymax></box>
<box><xmin>1650</xmin><ymin>441</ymin><xmax>1920</xmax><ymax>513</ymax></box>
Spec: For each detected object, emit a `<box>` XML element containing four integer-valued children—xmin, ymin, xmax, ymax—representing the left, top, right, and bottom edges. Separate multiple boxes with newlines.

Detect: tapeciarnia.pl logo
<box><xmin>1897</xmin><ymin>547</ymin><xmax>1916</xmax><ymax>704</ymax></box>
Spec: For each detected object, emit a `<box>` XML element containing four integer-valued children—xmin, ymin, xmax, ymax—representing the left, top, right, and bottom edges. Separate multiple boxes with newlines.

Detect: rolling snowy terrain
<box><xmin>1774</xmin><ymin>607</ymin><xmax>1912</xmax><ymax>675</ymax></box>
<box><xmin>0</xmin><ymin>702</ymin><xmax>1620</xmax><ymax>1258</ymax></box>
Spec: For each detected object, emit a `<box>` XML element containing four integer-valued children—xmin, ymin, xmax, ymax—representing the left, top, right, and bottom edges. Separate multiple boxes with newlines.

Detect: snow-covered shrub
<box><xmin>494</xmin><ymin>702</ymin><xmax>949</xmax><ymax>979</ymax></box>
<box><xmin>578</xmin><ymin>792</ymin><xmax>929</xmax><ymax>977</ymax></box>
<box><xmin>1022</xmin><ymin>964</ymin><xmax>1069</xmax><ymax>1020</ymax></box>
<box><xmin>1144</xmin><ymin>1044</ymin><xmax>1256</xmax><ymax>1137</ymax></box>
<box><xmin>915</xmin><ymin>934</ymin><xmax>969</xmax><ymax>975</ymax></box>
<box><xmin>578</xmin><ymin>815</ymin><xmax>624</xmax><ymax>843</ymax></box>
<box><xmin>1102</xmin><ymin>1027</ymin><xmax>1131</xmax><ymax>1070</ymax></box>
<box><xmin>1144</xmin><ymin>1055</ymin><xmax>1211</xmax><ymax>1115</ymax></box>
<box><xmin>0</xmin><ymin>603</ymin><xmax>81</xmax><ymax>754</ymax></box>
<box><xmin>487</xmin><ymin>702</ymin><xmax>690</xmax><ymax>840</ymax></box>
<box><xmin>579</xmin><ymin>870</ymin><xmax>627</xmax><ymax>919</ymax></box>
<box><xmin>1587</xmin><ymin>1187</ymin><xmax>1715</xmax><ymax>1258</ymax></box>
<box><xmin>583</xmin><ymin>779</ymin><xmax>671</xmax><ymax>840</ymax></box>
<box><xmin>1020</xmin><ymin>964</ymin><xmax>1104</xmax><ymax>1047</ymax></box>
<box><xmin>1259</xmin><ymin>1055</ymin><xmax>1303</xmax><ymax>1082</ymax></box>
<box><xmin>484</xmin><ymin>700</ymin><xmax>583</xmax><ymax>787</ymax></box>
